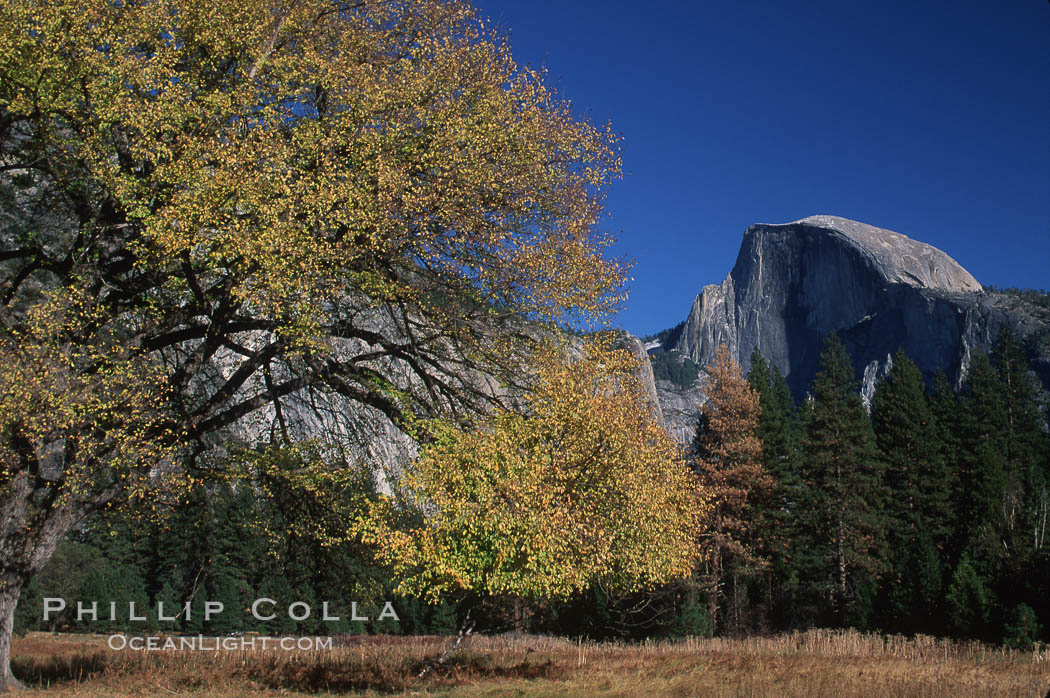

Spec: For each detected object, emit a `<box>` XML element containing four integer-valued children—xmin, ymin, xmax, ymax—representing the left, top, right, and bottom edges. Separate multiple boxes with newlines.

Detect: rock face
<box><xmin>211</xmin><ymin>215</ymin><xmax>1046</xmax><ymax>463</ymax></box>
<box><xmin>212</xmin><ymin>327</ymin><xmax>664</xmax><ymax>493</ymax></box>
<box><xmin>654</xmin><ymin>376</ymin><xmax>707</xmax><ymax>445</ymax></box>
<box><xmin>617</xmin><ymin>334</ymin><xmax>666</xmax><ymax>424</ymax></box>
<box><xmin>658</xmin><ymin>216</ymin><xmax>1049</xmax><ymax>436</ymax></box>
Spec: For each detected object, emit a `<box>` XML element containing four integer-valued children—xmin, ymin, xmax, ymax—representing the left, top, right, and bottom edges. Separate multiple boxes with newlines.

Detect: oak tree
<box><xmin>0</xmin><ymin>0</ymin><xmax>624</xmax><ymax>687</ymax></box>
<box><xmin>365</xmin><ymin>338</ymin><xmax>704</xmax><ymax>605</ymax></box>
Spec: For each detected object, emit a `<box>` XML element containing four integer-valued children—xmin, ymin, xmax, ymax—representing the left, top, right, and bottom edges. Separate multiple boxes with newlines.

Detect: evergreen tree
<box><xmin>952</xmin><ymin>349</ymin><xmax>1014</xmax><ymax>641</ymax></box>
<box><xmin>960</xmin><ymin>352</ymin><xmax>1010</xmax><ymax>551</ymax></box>
<box><xmin>987</xmin><ymin>329</ymin><xmax>1050</xmax><ymax>574</ymax></box>
<box><xmin>930</xmin><ymin>369</ymin><xmax>971</xmax><ymax>567</ymax></box>
<box><xmin>945</xmin><ymin>552</ymin><xmax>995</xmax><ymax>638</ymax></box>
<box><xmin>870</xmin><ymin>349</ymin><xmax>952</xmax><ymax>633</ymax></box>
<box><xmin>937</xmin><ymin>329</ymin><xmax>1049</xmax><ymax>643</ymax></box>
<box><xmin>797</xmin><ymin>333</ymin><xmax>887</xmax><ymax>627</ymax></box>
<box><xmin>747</xmin><ymin>349</ymin><xmax>798</xmax><ymax>486</ymax></box>
<box><xmin>983</xmin><ymin>330</ymin><xmax>1050</xmax><ymax>641</ymax></box>
<box><xmin>427</xmin><ymin>601</ymin><xmax>460</xmax><ymax>635</ymax></box>
<box><xmin>872</xmin><ymin>349</ymin><xmax>952</xmax><ymax>546</ymax></box>
<box><xmin>255</xmin><ymin>576</ymin><xmax>298</xmax><ymax>636</ymax></box>
<box><xmin>75</xmin><ymin>515</ymin><xmax>154</xmax><ymax>633</ymax></box>
<box><xmin>74</xmin><ymin>562</ymin><xmax>151</xmax><ymax>633</ymax></box>
<box><xmin>746</xmin><ymin>349</ymin><xmax>801</xmax><ymax>631</ymax></box>
<box><xmin>153</xmin><ymin>581</ymin><xmax>183</xmax><ymax>632</ymax></box>
<box><xmin>692</xmin><ymin>346</ymin><xmax>771</xmax><ymax>634</ymax></box>
<box><xmin>143</xmin><ymin>485</ymin><xmax>213</xmax><ymax>633</ymax></box>
<box><xmin>204</xmin><ymin>485</ymin><xmax>262</xmax><ymax>634</ymax></box>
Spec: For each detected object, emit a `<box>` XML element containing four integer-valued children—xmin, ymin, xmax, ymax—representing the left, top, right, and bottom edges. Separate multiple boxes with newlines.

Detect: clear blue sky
<box><xmin>471</xmin><ymin>0</ymin><xmax>1050</xmax><ymax>337</ymax></box>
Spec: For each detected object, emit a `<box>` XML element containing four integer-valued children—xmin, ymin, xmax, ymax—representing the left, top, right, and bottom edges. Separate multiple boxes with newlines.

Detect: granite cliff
<box><xmin>212</xmin><ymin>326</ymin><xmax>662</xmax><ymax>492</ymax></box>
<box><xmin>211</xmin><ymin>215</ymin><xmax>1046</xmax><ymax>462</ymax></box>
<box><xmin>651</xmin><ymin>215</ymin><xmax>1050</xmax><ymax>442</ymax></box>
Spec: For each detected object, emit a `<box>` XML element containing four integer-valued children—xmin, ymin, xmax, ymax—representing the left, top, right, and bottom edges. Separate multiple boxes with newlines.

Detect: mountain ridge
<box><xmin>647</xmin><ymin>215</ymin><xmax>1050</xmax><ymax>443</ymax></box>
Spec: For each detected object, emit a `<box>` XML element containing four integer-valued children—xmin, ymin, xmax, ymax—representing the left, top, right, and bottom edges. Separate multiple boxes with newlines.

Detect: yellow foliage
<box><xmin>363</xmin><ymin>336</ymin><xmax>706</xmax><ymax>600</ymax></box>
<box><xmin>0</xmin><ymin>0</ymin><xmax>630</xmax><ymax>651</ymax></box>
<box><xmin>0</xmin><ymin>287</ymin><xmax>180</xmax><ymax>508</ymax></box>
<box><xmin>0</xmin><ymin>0</ymin><xmax>625</xmax><ymax>340</ymax></box>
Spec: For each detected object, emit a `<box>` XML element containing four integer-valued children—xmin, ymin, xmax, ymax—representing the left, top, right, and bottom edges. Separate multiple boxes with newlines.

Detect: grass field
<box><xmin>11</xmin><ymin>629</ymin><xmax>1050</xmax><ymax>697</ymax></box>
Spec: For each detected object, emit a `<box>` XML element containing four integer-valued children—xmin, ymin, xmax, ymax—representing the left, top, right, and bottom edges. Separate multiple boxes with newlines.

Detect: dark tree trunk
<box><xmin>1</xmin><ymin>470</ymin><xmax>86</xmax><ymax>693</ymax></box>
<box><xmin>512</xmin><ymin>598</ymin><xmax>524</xmax><ymax>633</ymax></box>
<box><xmin>0</xmin><ymin>576</ymin><xmax>25</xmax><ymax>692</ymax></box>
<box><xmin>836</xmin><ymin>517</ymin><xmax>847</xmax><ymax>624</ymax></box>
<box><xmin>834</xmin><ymin>459</ymin><xmax>847</xmax><ymax>624</ymax></box>
<box><xmin>706</xmin><ymin>543</ymin><xmax>721</xmax><ymax>631</ymax></box>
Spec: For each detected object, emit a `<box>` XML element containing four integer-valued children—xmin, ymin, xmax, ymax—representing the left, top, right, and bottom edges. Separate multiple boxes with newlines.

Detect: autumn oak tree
<box><xmin>0</xmin><ymin>0</ymin><xmax>627</xmax><ymax>688</ymax></box>
<box><xmin>364</xmin><ymin>337</ymin><xmax>704</xmax><ymax>607</ymax></box>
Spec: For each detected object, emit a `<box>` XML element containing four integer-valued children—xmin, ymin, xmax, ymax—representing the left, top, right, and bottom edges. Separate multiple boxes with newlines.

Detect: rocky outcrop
<box><xmin>618</xmin><ymin>333</ymin><xmax>665</xmax><ymax>424</ymax></box>
<box><xmin>208</xmin><ymin>215</ymin><xmax>1045</xmax><ymax>462</ymax></box>
<box><xmin>208</xmin><ymin>324</ymin><xmax>665</xmax><ymax>493</ymax></box>
<box><xmin>656</xmin><ymin>216</ymin><xmax>1049</xmax><ymax>440</ymax></box>
<box><xmin>654</xmin><ymin>377</ymin><xmax>707</xmax><ymax>445</ymax></box>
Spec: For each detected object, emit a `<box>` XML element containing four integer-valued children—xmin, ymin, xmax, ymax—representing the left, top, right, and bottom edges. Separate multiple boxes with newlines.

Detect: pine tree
<box><xmin>205</xmin><ymin>486</ymin><xmax>262</xmax><ymax>634</ymax></box>
<box><xmin>963</xmin><ymin>329</ymin><xmax>1050</xmax><ymax>642</ymax></box>
<box><xmin>747</xmin><ymin>349</ymin><xmax>798</xmax><ymax>487</ymax></box>
<box><xmin>945</xmin><ymin>552</ymin><xmax>995</xmax><ymax>638</ymax></box>
<box><xmin>797</xmin><ymin>333</ymin><xmax>886</xmax><ymax>627</ymax></box>
<box><xmin>987</xmin><ymin>329</ymin><xmax>1050</xmax><ymax>574</ymax></box>
<box><xmin>692</xmin><ymin>346</ymin><xmax>771</xmax><ymax>633</ymax></box>
<box><xmin>935</xmin><ymin>329</ymin><xmax>1050</xmax><ymax>643</ymax></box>
<box><xmin>962</xmin><ymin>352</ymin><xmax>1010</xmax><ymax>536</ymax></box>
<box><xmin>153</xmin><ymin>581</ymin><xmax>183</xmax><ymax>632</ymax></box>
<box><xmin>870</xmin><ymin>348</ymin><xmax>951</xmax><ymax>633</ymax></box>
<box><xmin>746</xmin><ymin>349</ymin><xmax>801</xmax><ymax>630</ymax></box>
<box><xmin>146</xmin><ymin>485</ymin><xmax>213</xmax><ymax>633</ymax></box>
<box><xmin>930</xmin><ymin>369</ymin><xmax>969</xmax><ymax>566</ymax></box>
<box><xmin>937</xmin><ymin>352</ymin><xmax>1009</xmax><ymax>641</ymax></box>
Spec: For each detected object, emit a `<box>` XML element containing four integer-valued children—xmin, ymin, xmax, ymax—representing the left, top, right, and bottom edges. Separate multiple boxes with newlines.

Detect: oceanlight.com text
<box><xmin>107</xmin><ymin>635</ymin><xmax>334</xmax><ymax>652</ymax></box>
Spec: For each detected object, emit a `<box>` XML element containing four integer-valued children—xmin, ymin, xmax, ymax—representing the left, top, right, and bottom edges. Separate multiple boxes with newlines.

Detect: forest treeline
<box><xmin>15</xmin><ymin>330</ymin><xmax>1049</xmax><ymax>648</ymax></box>
<box><xmin>685</xmin><ymin>329</ymin><xmax>1049</xmax><ymax>648</ymax></box>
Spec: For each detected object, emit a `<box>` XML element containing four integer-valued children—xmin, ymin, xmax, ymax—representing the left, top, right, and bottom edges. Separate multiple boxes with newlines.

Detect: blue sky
<box><xmin>471</xmin><ymin>0</ymin><xmax>1050</xmax><ymax>337</ymax></box>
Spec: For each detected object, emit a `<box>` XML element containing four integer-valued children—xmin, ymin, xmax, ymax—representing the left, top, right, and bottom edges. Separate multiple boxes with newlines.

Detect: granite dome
<box><xmin>768</xmin><ymin>215</ymin><xmax>982</xmax><ymax>294</ymax></box>
<box><xmin>651</xmin><ymin>216</ymin><xmax>1048</xmax><ymax>442</ymax></box>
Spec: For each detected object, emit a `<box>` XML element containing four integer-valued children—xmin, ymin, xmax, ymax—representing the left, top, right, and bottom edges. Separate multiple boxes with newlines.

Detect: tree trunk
<box><xmin>0</xmin><ymin>476</ymin><xmax>84</xmax><ymax>693</ymax></box>
<box><xmin>0</xmin><ymin>576</ymin><xmax>25</xmax><ymax>692</ymax></box>
<box><xmin>729</xmin><ymin>571</ymin><xmax>744</xmax><ymax>636</ymax></box>
<box><xmin>512</xmin><ymin>598</ymin><xmax>524</xmax><ymax>633</ymax></box>
<box><xmin>706</xmin><ymin>544</ymin><xmax>721</xmax><ymax>632</ymax></box>
<box><xmin>836</xmin><ymin>517</ymin><xmax>847</xmax><ymax>624</ymax></box>
<box><xmin>834</xmin><ymin>458</ymin><xmax>847</xmax><ymax>624</ymax></box>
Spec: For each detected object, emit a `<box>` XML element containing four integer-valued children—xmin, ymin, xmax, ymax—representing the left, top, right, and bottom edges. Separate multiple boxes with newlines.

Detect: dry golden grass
<box><xmin>11</xmin><ymin>629</ymin><xmax>1050</xmax><ymax>697</ymax></box>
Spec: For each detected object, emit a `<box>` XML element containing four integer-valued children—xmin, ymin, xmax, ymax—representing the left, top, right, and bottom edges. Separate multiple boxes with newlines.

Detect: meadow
<box><xmin>11</xmin><ymin>629</ymin><xmax>1050</xmax><ymax>697</ymax></box>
